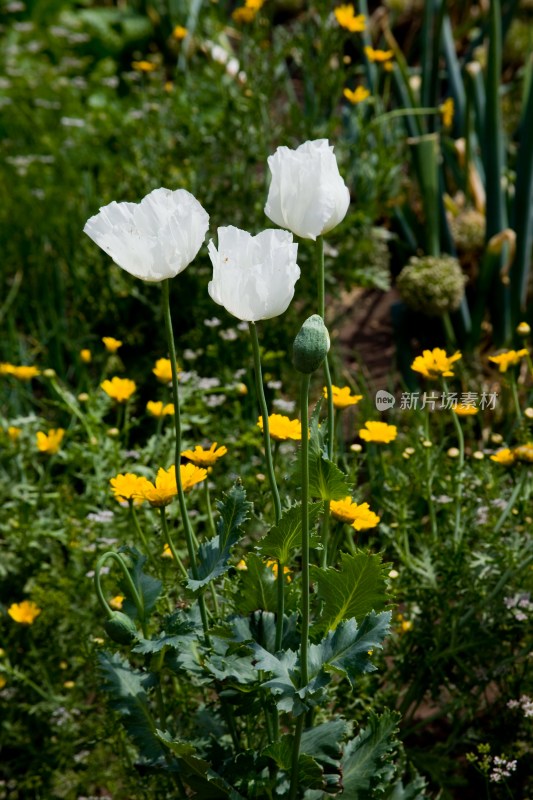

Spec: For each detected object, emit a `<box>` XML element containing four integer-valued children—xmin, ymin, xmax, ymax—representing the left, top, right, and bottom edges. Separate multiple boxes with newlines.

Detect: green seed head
<box><xmin>292</xmin><ymin>315</ymin><xmax>330</xmax><ymax>374</ymax></box>
<box><xmin>104</xmin><ymin>611</ymin><xmax>138</xmax><ymax>645</ymax></box>
<box><xmin>396</xmin><ymin>254</ymin><xmax>466</xmax><ymax>317</ymax></box>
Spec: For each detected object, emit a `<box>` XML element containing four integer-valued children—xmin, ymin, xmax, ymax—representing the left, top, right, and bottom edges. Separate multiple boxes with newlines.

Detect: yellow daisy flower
<box><xmin>330</xmin><ymin>497</ymin><xmax>380</xmax><ymax>530</ymax></box>
<box><xmin>101</xmin><ymin>377</ymin><xmax>136</xmax><ymax>403</ymax></box>
<box><xmin>36</xmin><ymin>428</ymin><xmax>65</xmax><ymax>455</ymax></box>
<box><xmin>172</xmin><ymin>25</ymin><xmax>188</xmax><ymax>39</ymax></box>
<box><xmin>8</xmin><ymin>600</ymin><xmax>41</xmax><ymax>625</ymax></box>
<box><xmin>232</xmin><ymin>6</ymin><xmax>255</xmax><ymax>22</ymax></box>
<box><xmin>410</xmin><ymin>348</ymin><xmax>462</xmax><ymax>379</ymax></box>
<box><xmin>490</xmin><ymin>448</ymin><xmax>515</xmax><ymax>466</ymax></box>
<box><xmin>343</xmin><ymin>86</ymin><xmax>370</xmax><ymax>104</ymax></box>
<box><xmin>359</xmin><ymin>420</ymin><xmax>397</xmax><ymax>444</ymax></box>
<box><xmin>488</xmin><ymin>349</ymin><xmax>528</xmax><ymax>373</ymax></box>
<box><xmin>440</xmin><ymin>97</ymin><xmax>454</xmax><ymax>128</ymax></box>
<box><xmin>258</xmin><ymin>414</ymin><xmax>302</xmax><ymax>441</ymax></box>
<box><xmin>109</xmin><ymin>473</ymin><xmax>149</xmax><ymax>506</ymax></box>
<box><xmin>161</xmin><ymin>543</ymin><xmax>174</xmax><ymax>558</ymax></box>
<box><xmin>131</xmin><ymin>60</ymin><xmax>157</xmax><ymax>72</ymax></box>
<box><xmin>334</xmin><ymin>5</ymin><xmax>366</xmax><ymax>32</ymax></box>
<box><xmin>102</xmin><ymin>337</ymin><xmax>123</xmax><ymax>353</ymax></box>
<box><xmin>364</xmin><ymin>46</ymin><xmax>394</xmax><ymax>63</ymax></box>
<box><xmin>146</xmin><ymin>401</ymin><xmax>175</xmax><ymax>418</ymax></box>
<box><xmin>138</xmin><ymin>464</ymin><xmax>207</xmax><ymax>507</ymax></box>
<box><xmin>181</xmin><ymin>442</ymin><xmax>228</xmax><ymax>467</ymax></box>
<box><xmin>80</xmin><ymin>349</ymin><xmax>92</xmax><ymax>363</ymax></box>
<box><xmin>514</xmin><ymin>443</ymin><xmax>533</xmax><ymax>463</ymax></box>
<box><xmin>153</xmin><ymin>357</ymin><xmax>180</xmax><ymax>383</ymax></box>
<box><xmin>4</xmin><ymin>365</ymin><xmax>40</xmax><ymax>381</ymax></box>
<box><xmin>453</xmin><ymin>404</ymin><xmax>478</xmax><ymax>416</ymax></box>
<box><xmin>8</xmin><ymin>426</ymin><xmax>21</xmax><ymax>442</ymax></box>
<box><xmin>324</xmin><ymin>385</ymin><xmax>363</xmax><ymax>409</ymax></box>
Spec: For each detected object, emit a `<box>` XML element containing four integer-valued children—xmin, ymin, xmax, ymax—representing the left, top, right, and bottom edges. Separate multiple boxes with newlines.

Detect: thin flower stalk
<box><xmin>316</xmin><ymin>237</ymin><xmax>335</xmax><ymax>568</ymax></box>
<box><xmin>162</xmin><ymin>279</ymin><xmax>210</xmax><ymax>643</ymax></box>
<box><xmin>442</xmin><ymin>379</ymin><xmax>464</xmax><ymax>545</ymax></box>
<box><xmin>289</xmin><ymin>372</ymin><xmax>311</xmax><ymax>800</ymax></box>
<box><xmin>130</xmin><ymin>503</ymin><xmax>153</xmax><ymax>561</ymax></box>
<box><xmin>249</xmin><ymin>322</ymin><xmax>284</xmax><ymax>654</ymax></box>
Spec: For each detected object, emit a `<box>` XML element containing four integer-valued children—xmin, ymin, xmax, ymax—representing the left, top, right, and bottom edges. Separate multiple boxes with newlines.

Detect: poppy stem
<box><xmin>289</xmin><ymin>372</ymin><xmax>311</xmax><ymax>800</ymax></box>
<box><xmin>249</xmin><ymin>322</ymin><xmax>285</xmax><ymax>652</ymax></box>
<box><xmin>162</xmin><ymin>279</ymin><xmax>210</xmax><ymax>644</ymax></box>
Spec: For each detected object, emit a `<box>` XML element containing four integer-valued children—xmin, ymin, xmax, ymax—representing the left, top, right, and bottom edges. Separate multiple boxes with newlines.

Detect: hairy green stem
<box><xmin>249</xmin><ymin>321</ymin><xmax>284</xmax><ymax>654</ymax></box>
<box><xmin>162</xmin><ymin>279</ymin><xmax>210</xmax><ymax>644</ymax></box>
<box><xmin>289</xmin><ymin>373</ymin><xmax>311</xmax><ymax>800</ymax></box>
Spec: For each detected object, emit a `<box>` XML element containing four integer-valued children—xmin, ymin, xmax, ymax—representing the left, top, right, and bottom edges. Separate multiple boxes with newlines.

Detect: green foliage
<box><xmin>118</xmin><ymin>546</ymin><xmax>162</xmax><ymax>621</ymax></box>
<box><xmin>188</xmin><ymin>482</ymin><xmax>252</xmax><ymax>591</ymax></box>
<box><xmin>231</xmin><ymin>553</ymin><xmax>280</xmax><ymax>615</ymax></box>
<box><xmin>257</xmin><ymin>502</ymin><xmax>323</xmax><ymax>565</ymax></box>
<box><xmin>311</xmin><ymin>552</ymin><xmax>390</xmax><ymax>632</ymax></box>
<box><xmin>98</xmin><ymin>652</ymin><xmax>165</xmax><ymax>763</ymax></box>
<box><xmin>341</xmin><ymin>711</ymin><xmax>402</xmax><ymax>797</ymax></box>
<box><xmin>252</xmin><ymin>612</ymin><xmax>391</xmax><ymax>715</ymax></box>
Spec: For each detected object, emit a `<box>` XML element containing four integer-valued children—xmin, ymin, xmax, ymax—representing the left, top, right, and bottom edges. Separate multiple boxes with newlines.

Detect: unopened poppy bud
<box><xmin>104</xmin><ymin>611</ymin><xmax>137</xmax><ymax>645</ymax></box>
<box><xmin>292</xmin><ymin>315</ymin><xmax>330</xmax><ymax>374</ymax></box>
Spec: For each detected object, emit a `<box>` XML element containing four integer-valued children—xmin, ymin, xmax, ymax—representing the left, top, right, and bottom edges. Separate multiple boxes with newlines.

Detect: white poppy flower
<box><xmin>83</xmin><ymin>188</ymin><xmax>209</xmax><ymax>282</ymax></box>
<box><xmin>264</xmin><ymin>139</ymin><xmax>350</xmax><ymax>240</ymax></box>
<box><xmin>207</xmin><ymin>226</ymin><xmax>300</xmax><ymax>322</ymax></box>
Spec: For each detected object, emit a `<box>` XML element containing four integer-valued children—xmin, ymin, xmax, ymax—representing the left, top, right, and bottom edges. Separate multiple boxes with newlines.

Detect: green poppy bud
<box><xmin>292</xmin><ymin>315</ymin><xmax>330</xmax><ymax>374</ymax></box>
<box><xmin>104</xmin><ymin>611</ymin><xmax>138</xmax><ymax>645</ymax></box>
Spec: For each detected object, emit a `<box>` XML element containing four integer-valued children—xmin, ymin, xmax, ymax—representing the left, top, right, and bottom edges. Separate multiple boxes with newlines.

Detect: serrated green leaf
<box><xmin>341</xmin><ymin>710</ymin><xmax>401</xmax><ymax>797</ymax></box>
<box><xmin>216</xmin><ymin>482</ymin><xmax>252</xmax><ymax>548</ymax></box>
<box><xmin>257</xmin><ymin>502</ymin><xmax>323</xmax><ymax>564</ymax></box>
<box><xmin>263</xmin><ymin>738</ymin><xmax>324</xmax><ymax>789</ymax></box>
<box><xmin>204</xmin><ymin>636</ymin><xmax>257</xmax><ymax>685</ymax></box>
<box><xmin>311</xmin><ymin>551</ymin><xmax>389</xmax><ymax>632</ymax></box>
<box><xmin>232</xmin><ymin>554</ymin><xmax>279</xmax><ymax>615</ymax></box>
<box><xmin>132</xmin><ymin>627</ymin><xmax>196</xmax><ymax>655</ymax></box>
<box><xmin>188</xmin><ymin>483</ymin><xmax>252</xmax><ymax>592</ymax></box>
<box><xmin>308</xmin><ymin>613</ymin><xmax>391</xmax><ymax>688</ymax></box>
<box><xmin>386</xmin><ymin>774</ymin><xmax>428</xmax><ymax>800</ymax></box>
<box><xmin>222</xmin><ymin>611</ymin><xmax>299</xmax><ymax>652</ymax></box>
<box><xmin>98</xmin><ymin>652</ymin><xmax>165</xmax><ymax>763</ymax></box>
<box><xmin>252</xmin><ymin>612</ymin><xmax>390</xmax><ymax>714</ymax></box>
<box><xmin>309</xmin><ymin>453</ymin><xmax>351</xmax><ymax>501</ymax></box>
<box><xmin>300</xmin><ymin>719</ymin><xmax>350</xmax><ymax>767</ymax></box>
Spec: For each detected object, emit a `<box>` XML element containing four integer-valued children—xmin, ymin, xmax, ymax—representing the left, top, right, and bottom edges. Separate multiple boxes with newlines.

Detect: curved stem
<box><xmin>94</xmin><ymin>551</ymin><xmax>146</xmax><ymax>633</ymax></box>
<box><xmin>249</xmin><ymin>322</ymin><xmax>285</xmax><ymax>653</ymax></box>
<box><xmin>162</xmin><ymin>279</ymin><xmax>210</xmax><ymax>644</ymax></box>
